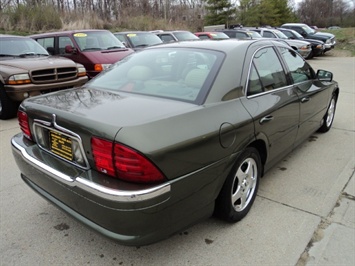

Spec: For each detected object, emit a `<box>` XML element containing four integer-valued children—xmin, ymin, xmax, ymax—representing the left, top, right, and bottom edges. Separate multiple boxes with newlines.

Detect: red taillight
<box><xmin>91</xmin><ymin>137</ymin><xmax>115</xmax><ymax>176</ymax></box>
<box><xmin>91</xmin><ymin>137</ymin><xmax>165</xmax><ymax>183</ymax></box>
<box><xmin>17</xmin><ymin>110</ymin><xmax>32</xmax><ymax>140</ymax></box>
<box><xmin>114</xmin><ymin>143</ymin><xmax>164</xmax><ymax>183</ymax></box>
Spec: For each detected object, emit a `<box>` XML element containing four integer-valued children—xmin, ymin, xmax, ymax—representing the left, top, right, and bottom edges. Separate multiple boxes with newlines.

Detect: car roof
<box><xmin>30</xmin><ymin>29</ymin><xmax>110</xmax><ymax>38</ymax></box>
<box><xmin>0</xmin><ymin>34</ymin><xmax>30</xmax><ymax>39</ymax></box>
<box><xmin>195</xmin><ymin>32</ymin><xmax>214</xmax><ymax>34</ymax></box>
<box><xmin>114</xmin><ymin>31</ymin><xmax>154</xmax><ymax>34</ymax></box>
<box><xmin>157</xmin><ymin>30</ymin><xmax>192</xmax><ymax>34</ymax></box>
<box><xmin>145</xmin><ymin>38</ymin><xmax>281</xmax><ymax>53</ymax></box>
<box><xmin>282</xmin><ymin>23</ymin><xmax>307</xmax><ymax>26</ymax></box>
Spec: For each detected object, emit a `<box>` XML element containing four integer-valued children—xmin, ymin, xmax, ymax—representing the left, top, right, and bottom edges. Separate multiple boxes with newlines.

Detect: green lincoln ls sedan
<box><xmin>11</xmin><ymin>39</ymin><xmax>339</xmax><ymax>246</ymax></box>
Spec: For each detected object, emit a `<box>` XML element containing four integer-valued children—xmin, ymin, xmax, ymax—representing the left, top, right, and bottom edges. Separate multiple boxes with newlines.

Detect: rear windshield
<box><xmin>87</xmin><ymin>47</ymin><xmax>224</xmax><ymax>104</ymax></box>
<box><xmin>73</xmin><ymin>31</ymin><xmax>126</xmax><ymax>51</ymax></box>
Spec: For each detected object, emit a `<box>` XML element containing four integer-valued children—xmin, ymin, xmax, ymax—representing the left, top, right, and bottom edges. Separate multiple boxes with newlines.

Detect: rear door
<box><xmin>241</xmin><ymin>46</ymin><xmax>300</xmax><ymax>170</ymax></box>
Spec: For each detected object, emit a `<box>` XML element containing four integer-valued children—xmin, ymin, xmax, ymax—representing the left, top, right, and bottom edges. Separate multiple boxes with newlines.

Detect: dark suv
<box><xmin>280</xmin><ymin>23</ymin><xmax>336</xmax><ymax>53</ymax></box>
<box><xmin>277</xmin><ymin>28</ymin><xmax>325</xmax><ymax>58</ymax></box>
<box><xmin>0</xmin><ymin>34</ymin><xmax>87</xmax><ymax>119</ymax></box>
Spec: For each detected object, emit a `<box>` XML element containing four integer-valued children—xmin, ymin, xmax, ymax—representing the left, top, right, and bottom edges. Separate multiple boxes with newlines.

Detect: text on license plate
<box><xmin>50</xmin><ymin>131</ymin><xmax>73</xmax><ymax>161</ymax></box>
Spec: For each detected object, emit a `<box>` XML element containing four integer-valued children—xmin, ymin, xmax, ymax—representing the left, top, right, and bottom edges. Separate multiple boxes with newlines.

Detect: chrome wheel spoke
<box><xmin>232</xmin><ymin>158</ymin><xmax>258</xmax><ymax>212</ymax></box>
<box><xmin>326</xmin><ymin>99</ymin><xmax>335</xmax><ymax>127</ymax></box>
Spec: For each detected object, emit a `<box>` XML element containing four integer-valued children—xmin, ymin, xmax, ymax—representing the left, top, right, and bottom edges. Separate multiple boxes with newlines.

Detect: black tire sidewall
<box><xmin>0</xmin><ymin>84</ymin><xmax>18</xmax><ymax>120</ymax></box>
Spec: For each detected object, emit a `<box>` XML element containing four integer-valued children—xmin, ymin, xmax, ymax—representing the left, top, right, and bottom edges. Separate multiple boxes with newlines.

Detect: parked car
<box><xmin>0</xmin><ymin>34</ymin><xmax>87</xmax><ymax>120</ymax></box>
<box><xmin>12</xmin><ymin>39</ymin><xmax>339</xmax><ymax>246</ymax></box>
<box><xmin>218</xmin><ymin>29</ymin><xmax>263</xmax><ymax>39</ymax></box>
<box><xmin>277</xmin><ymin>28</ymin><xmax>325</xmax><ymax>58</ymax></box>
<box><xmin>30</xmin><ymin>30</ymin><xmax>134</xmax><ymax>78</ymax></box>
<box><xmin>113</xmin><ymin>31</ymin><xmax>163</xmax><ymax>51</ymax></box>
<box><xmin>281</xmin><ymin>23</ymin><xmax>336</xmax><ymax>53</ymax></box>
<box><xmin>154</xmin><ymin>30</ymin><xmax>200</xmax><ymax>43</ymax></box>
<box><xmin>249</xmin><ymin>27</ymin><xmax>312</xmax><ymax>58</ymax></box>
<box><xmin>194</xmin><ymin>31</ymin><xmax>230</xmax><ymax>40</ymax></box>
<box><xmin>328</xmin><ymin>26</ymin><xmax>341</xmax><ymax>30</ymax></box>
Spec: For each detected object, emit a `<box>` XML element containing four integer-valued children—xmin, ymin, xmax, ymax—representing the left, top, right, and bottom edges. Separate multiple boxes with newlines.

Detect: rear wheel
<box><xmin>318</xmin><ymin>94</ymin><xmax>337</xmax><ymax>133</ymax></box>
<box><xmin>215</xmin><ymin>147</ymin><xmax>261</xmax><ymax>222</ymax></box>
<box><xmin>0</xmin><ymin>84</ymin><xmax>18</xmax><ymax>120</ymax></box>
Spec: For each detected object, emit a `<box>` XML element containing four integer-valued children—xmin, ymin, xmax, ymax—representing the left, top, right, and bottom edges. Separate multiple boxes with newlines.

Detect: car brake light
<box><xmin>114</xmin><ymin>143</ymin><xmax>165</xmax><ymax>183</ymax></box>
<box><xmin>91</xmin><ymin>137</ymin><xmax>115</xmax><ymax>176</ymax></box>
<box><xmin>17</xmin><ymin>110</ymin><xmax>32</xmax><ymax>140</ymax></box>
<box><xmin>91</xmin><ymin>137</ymin><xmax>165</xmax><ymax>183</ymax></box>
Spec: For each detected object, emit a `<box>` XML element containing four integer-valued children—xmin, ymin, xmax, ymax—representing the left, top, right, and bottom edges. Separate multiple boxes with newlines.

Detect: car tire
<box><xmin>215</xmin><ymin>147</ymin><xmax>261</xmax><ymax>222</ymax></box>
<box><xmin>318</xmin><ymin>94</ymin><xmax>337</xmax><ymax>133</ymax></box>
<box><xmin>0</xmin><ymin>83</ymin><xmax>18</xmax><ymax>120</ymax></box>
<box><xmin>306</xmin><ymin>50</ymin><xmax>314</xmax><ymax>59</ymax></box>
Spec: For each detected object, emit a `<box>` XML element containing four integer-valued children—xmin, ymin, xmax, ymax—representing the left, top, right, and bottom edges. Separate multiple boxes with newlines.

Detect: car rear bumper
<box><xmin>11</xmin><ymin>133</ymin><xmax>223</xmax><ymax>246</ymax></box>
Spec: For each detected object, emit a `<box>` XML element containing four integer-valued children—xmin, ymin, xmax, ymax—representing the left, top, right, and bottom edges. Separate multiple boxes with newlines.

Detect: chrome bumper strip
<box><xmin>12</xmin><ymin>137</ymin><xmax>171</xmax><ymax>202</ymax></box>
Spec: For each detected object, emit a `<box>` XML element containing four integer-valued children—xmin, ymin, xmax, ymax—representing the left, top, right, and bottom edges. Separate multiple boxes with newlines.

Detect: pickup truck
<box><xmin>280</xmin><ymin>23</ymin><xmax>336</xmax><ymax>53</ymax></box>
<box><xmin>0</xmin><ymin>34</ymin><xmax>88</xmax><ymax>119</ymax></box>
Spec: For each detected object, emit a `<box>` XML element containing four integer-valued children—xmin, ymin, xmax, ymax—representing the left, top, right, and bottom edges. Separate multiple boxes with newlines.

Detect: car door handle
<box><xmin>301</xmin><ymin>97</ymin><xmax>310</xmax><ymax>103</ymax></box>
<box><xmin>259</xmin><ymin>115</ymin><xmax>274</xmax><ymax>124</ymax></box>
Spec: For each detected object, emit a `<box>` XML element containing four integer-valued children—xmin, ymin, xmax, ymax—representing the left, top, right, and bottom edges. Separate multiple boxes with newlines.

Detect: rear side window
<box><xmin>247</xmin><ymin>47</ymin><xmax>287</xmax><ymax>95</ymax></box>
<box><xmin>36</xmin><ymin>37</ymin><xmax>55</xmax><ymax>54</ymax></box>
<box><xmin>159</xmin><ymin>34</ymin><xmax>176</xmax><ymax>43</ymax></box>
<box><xmin>263</xmin><ymin>31</ymin><xmax>276</xmax><ymax>38</ymax></box>
<box><xmin>198</xmin><ymin>35</ymin><xmax>209</xmax><ymax>40</ymax></box>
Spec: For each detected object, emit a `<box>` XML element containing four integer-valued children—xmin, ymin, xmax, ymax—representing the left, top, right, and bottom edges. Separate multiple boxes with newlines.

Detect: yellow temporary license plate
<box><xmin>50</xmin><ymin>131</ymin><xmax>73</xmax><ymax>161</ymax></box>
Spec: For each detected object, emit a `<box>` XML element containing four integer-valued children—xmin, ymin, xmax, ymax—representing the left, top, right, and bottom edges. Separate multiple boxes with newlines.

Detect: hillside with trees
<box><xmin>0</xmin><ymin>0</ymin><xmax>354</xmax><ymax>33</ymax></box>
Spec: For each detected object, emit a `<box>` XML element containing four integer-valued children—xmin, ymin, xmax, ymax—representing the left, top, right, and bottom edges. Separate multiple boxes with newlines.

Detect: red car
<box><xmin>195</xmin><ymin>32</ymin><xmax>230</xmax><ymax>40</ymax></box>
<box><xmin>31</xmin><ymin>30</ymin><xmax>134</xmax><ymax>78</ymax></box>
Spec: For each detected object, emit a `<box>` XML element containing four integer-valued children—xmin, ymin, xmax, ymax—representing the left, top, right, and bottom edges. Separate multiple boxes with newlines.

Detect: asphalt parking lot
<box><xmin>0</xmin><ymin>55</ymin><xmax>354</xmax><ymax>266</ymax></box>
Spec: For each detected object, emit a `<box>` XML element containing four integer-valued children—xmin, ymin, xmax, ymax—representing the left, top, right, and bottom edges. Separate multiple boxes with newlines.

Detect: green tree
<box><xmin>204</xmin><ymin>0</ymin><xmax>236</xmax><ymax>27</ymax></box>
<box><xmin>237</xmin><ymin>0</ymin><xmax>296</xmax><ymax>27</ymax></box>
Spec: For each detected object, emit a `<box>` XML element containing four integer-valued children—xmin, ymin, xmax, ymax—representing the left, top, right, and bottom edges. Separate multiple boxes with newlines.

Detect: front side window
<box><xmin>247</xmin><ymin>47</ymin><xmax>287</xmax><ymax>95</ymax></box>
<box><xmin>87</xmin><ymin>48</ymin><xmax>223</xmax><ymax>104</ymax></box>
<box><xmin>278</xmin><ymin>47</ymin><xmax>315</xmax><ymax>83</ymax></box>
<box><xmin>36</xmin><ymin>37</ymin><xmax>54</xmax><ymax>51</ymax></box>
<box><xmin>59</xmin><ymin>36</ymin><xmax>74</xmax><ymax>54</ymax></box>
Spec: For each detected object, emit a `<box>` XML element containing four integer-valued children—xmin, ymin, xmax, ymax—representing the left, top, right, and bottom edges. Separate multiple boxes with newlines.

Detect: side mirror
<box><xmin>65</xmin><ymin>45</ymin><xmax>76</xmax><ymax>54</ymax></box>
<box><xmin>316</xmin><ymin>69</ymin><xmax>333</xmax><ymax>82</ymax></box>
